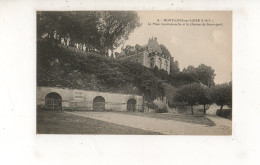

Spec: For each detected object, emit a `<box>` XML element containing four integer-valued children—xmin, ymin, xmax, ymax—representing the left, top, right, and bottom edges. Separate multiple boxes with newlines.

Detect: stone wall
<box><xmin>120</xmin><ymin>52</ymin><xmax>145</xmax><ymax>65</ymax></box>
<box><xmin>37</xmin><ymin>87</ymin><xmax>143</xmax><ymax>111</ymax></box>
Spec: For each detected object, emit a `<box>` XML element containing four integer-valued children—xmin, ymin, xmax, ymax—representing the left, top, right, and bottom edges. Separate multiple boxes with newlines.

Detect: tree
<box><xmin>210</xmin><ymin>83</ymin><xmax>232</xmax><ymax>114</ymax></box>
<box><xmin>37</xmin><ymin>11</ymin><xmax>101</xmax><ymax>47</ymax></box>
<box><xmin>152</xmin><ymin>67</ymin><xmax>168</xmax><ymax>80</ymax></box>
<box><xmin>183</xmin><ymin>65</ymin><xmax>196</xmax><ymax>73</ymax></box>
<box><xmin>75</xmin><ymin>12</ymin><xmax>102</xmax><ymax>49</ymax></box>
<box><xmin>37</xmin><ymin>11</ymin><xmax>141</xmax><ymax>56</ymax></box>
<box><xmin>97</xmin><ymin>11</ymin><xmax>141</xmax><ymax>57</ymax></box>
<box><xmin>140</xmin><ymin>76</ymin><xmax>165</xmax><ymax>101</ymax></box>
<box><xmin>170</xmin><ymin>59</ymin><xmax>180</xmax><ymax>75</ymax></box>
<box><xmin>197</xmin><ymin>85</ymin><xmax>212</xmax><ymax>114</ymax></box>
<box><xmin>196</xmin><ymin>64</ymin><xmax>215</xmax><ymax>87</ymax></box>
<box><xmin>182</xmin><ymin>64</ymin><xmax>215</xmax><ymax>87</ymax></box>
<box><xmin>169</xmin><ymin>72</ymin><xmax>197</xmax><ymax>87</ymax></box>
<box><xmin>160</xmin><ymin>44</ymin><xmax>171</xmax><ymax>58</ymax></box>
<box><xmin>174</xmin><ymin>83</ymin><xmax>204</xmax><ymax>115</ymax></box>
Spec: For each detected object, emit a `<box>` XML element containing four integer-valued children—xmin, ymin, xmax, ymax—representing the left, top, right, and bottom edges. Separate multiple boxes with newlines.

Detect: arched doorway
<box><xmin>127</xmin><ymin>99</ymin><xmax>137</xmax><ymax>111</ymax></box>
<box><xmin>45</xmin><ymin>92</ymin><xmax>62</xmax><ymax>110</ymax></box>
<box><xmin>93</xmin><ymin>96</ymin><xmax>105</xmax><ymax>111</ymax></box>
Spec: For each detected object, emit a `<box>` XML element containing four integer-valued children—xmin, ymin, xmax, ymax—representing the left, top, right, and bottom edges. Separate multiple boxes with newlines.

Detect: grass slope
<box><xmin>37</xmin><ymin>110</ymin><xmax>162</xmax><ymax>134</ymax></box>
<box><xmin>37</xmin><ymin>39</ymin><xmax>168</xmax><ymax>99</ymax></box>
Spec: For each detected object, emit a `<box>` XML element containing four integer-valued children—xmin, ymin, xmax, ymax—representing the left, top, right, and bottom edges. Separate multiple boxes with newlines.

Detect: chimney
<box><xmin>154</xmin><ymin>37</ymin><xmax>157</xmax><ymax>42</ymax></box>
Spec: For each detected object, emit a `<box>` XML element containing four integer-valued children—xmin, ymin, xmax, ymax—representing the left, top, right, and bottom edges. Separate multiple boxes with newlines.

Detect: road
<box><xmin>65</xmin><ymin>111</ymin><xmax>232</xmax><ymax>135</ymax></box>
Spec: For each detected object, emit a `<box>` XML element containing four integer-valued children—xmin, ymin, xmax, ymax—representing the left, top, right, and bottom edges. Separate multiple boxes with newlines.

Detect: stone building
<box><xmin>116</xmin><ymin>37</ymin><xmax>172</xmax><ymax>74</ymax></box>
<box><xmin>37</xmin><ymin>87</ymin><xmax>143</xmax><ymax>111</ymax></box>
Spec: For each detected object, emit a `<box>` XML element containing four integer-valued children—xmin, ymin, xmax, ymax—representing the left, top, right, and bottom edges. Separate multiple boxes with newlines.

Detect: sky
<box><xmin>116</xmin><ymin>11</ymin><xmax>232</xmax><ymax>84</ymax></box>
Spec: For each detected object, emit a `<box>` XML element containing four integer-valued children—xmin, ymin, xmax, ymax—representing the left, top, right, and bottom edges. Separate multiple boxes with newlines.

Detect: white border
<box><xmin>0</xmin><ymin>0</ymin><xmax>259</xmax><ymax>164</ymax></box>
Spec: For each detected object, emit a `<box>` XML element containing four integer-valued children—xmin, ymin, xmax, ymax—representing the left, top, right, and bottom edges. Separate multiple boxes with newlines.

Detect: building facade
<box><xmin>115</xmin><ymin>37</ymin><xmax>172</xmax><ymax>74</ymax></box>
<box><xmin>37</xmin><ymin>87</ymin><xmax>143</xmax><ymax>111</ymax></box>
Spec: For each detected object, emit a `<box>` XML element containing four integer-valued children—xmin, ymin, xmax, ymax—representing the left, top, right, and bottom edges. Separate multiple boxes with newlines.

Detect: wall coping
<box><xmin>37</xmin><ymin>86</ymin><xmax>142</xmax><ymax>97</ymax></box>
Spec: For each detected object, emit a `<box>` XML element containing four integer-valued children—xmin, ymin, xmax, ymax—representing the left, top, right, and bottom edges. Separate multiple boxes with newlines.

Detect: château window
<box><xmin>159</xmin><ymin>58</ymin><xmax>162</xmax><ymax>69</ymax></box>
<box><xmin>165</xmin><ymin>61</ymin><xmax>168</xmax><ymax>70</ymax></box>
<box><xmin>150</xmin><ymin>58</ymin><xmax>155</xmax><ymax>68</ymax></box>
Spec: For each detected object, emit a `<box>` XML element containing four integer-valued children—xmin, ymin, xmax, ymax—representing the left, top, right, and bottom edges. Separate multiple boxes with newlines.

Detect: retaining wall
<box><xmin>37</xmin><ymin>86</ymin><xmax>143</xmax><ymax>111</ymax></box>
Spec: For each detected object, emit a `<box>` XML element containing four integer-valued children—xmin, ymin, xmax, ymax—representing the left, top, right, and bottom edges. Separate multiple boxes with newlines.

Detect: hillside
<box><xmin>37</xmin><ymin>39</ymin><xmax>173</xmax><ymax>101</ymax></box>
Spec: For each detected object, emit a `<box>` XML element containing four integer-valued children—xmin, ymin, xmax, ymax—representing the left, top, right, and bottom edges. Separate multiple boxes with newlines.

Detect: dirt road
<box><xmin>65</xmin><ymin>112</ymin><xmax>232</xmax><ymax>135</ymax></box>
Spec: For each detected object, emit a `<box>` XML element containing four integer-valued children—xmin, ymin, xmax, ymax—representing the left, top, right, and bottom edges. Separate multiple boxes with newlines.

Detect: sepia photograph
<box><xmin>3</xmin><ymin>0</ymin><xmax>260</xmax><ymax>164</ymax></box>
<box><xmin>36</xmin><ymin>11</ymin><xmax>232</xmax><ymax>135</ymax></box>
<box><xmin>5</xmin><ymin>0</ymin><xmax>260</xmax><ymax>164</ymax></box>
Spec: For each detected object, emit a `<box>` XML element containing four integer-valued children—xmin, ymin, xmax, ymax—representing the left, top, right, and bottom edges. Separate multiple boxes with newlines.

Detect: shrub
<box><xmin>216</xmin><ymin>109</ymin><xmax>232</xmax><ymax>120</ymax></box>
<box><xmin>145</xmin><ymin>101</ymin><xmax>158</xmax><ymax>110</ymax></box>
<box><xmin>211</xmin><ymin>83</ymin><xmax>232</xmax><ymax>111</ymax></box>
<box><xmin>155</xmin><ymin>105</ymin><xmax>168</xmax><ymax>113</ymax></box>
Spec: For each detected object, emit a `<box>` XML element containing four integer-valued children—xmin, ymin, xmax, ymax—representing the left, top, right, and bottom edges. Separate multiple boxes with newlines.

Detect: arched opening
<box><xmin>127</xmin><ymin>99</ymin><xmax>137</xmax><ymax>111</ymax></box>
<box><xmin>150</xmin><ymin>58</ymin><xmax>155</xmax><ymax>68</ymax></box>
<box><xmin>93</xmin><ymin>96</ymin><xmax>105</xmax><ymax>111</ymax></box>
<box><xmin>158</xmin><ymin>58</ymin><xmax>162</xmax><ymax>69</ymax></box>
<box><xmin>45</xmin><ymin>92</ymin><xmax>62</xmax><ymax>110</ymax></box>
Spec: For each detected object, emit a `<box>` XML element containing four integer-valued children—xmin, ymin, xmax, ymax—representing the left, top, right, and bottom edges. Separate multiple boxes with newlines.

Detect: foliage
<box><xmin>139</xmin><ymin>76</ymin><xmax>165</xmax><ymax>101</ymax></box>
<box><xmin>168</xmin><ymin>64</ymin><xmax>215</xmax><ymax>89</ymax></box>
<box><xmin>173</xmin><ymin>83</ymin><xmax>210</xmax><ymax>115</ymax></box>
<box><xmin>37</xmin><ymin>40</ymin><xmax>164</xmax><ymax>101</ymax></box>
<box><xmin>183</xmin><ymin>64</ymin><xmax>215</xmax><ymax>87</ymax></box>
<box><xmin>216</xmin><ymin>109</ymin><xmax>232</xmax><ymax>120</ymax></box>
<box><xmin>151</xmin><ymin>67</ymin><xmax>169</xmax><ymax>80</ymax></box>
<box><xmin>155</xmin><ymin>105</ymin><xmax>168</xmax><ymax>113</ymax></box>
<box><xmin>160</xmin><ymin>44</ymin><xmax>171</xmax><ymax>58</ymax></box>
<box><xmin>170</xmin><ymin>59</ymin><xmax>180</xmax><ymax>76</ymax></box>
<box><xmin>161</xmin><ymin>83</ymin><xmax>177</xmax><ymax>108</ymax></box>
<box><xmin>97</xmin><ymin>11</ymin><xmax>141</xmax><ymax>57</ymax></box>
<box><xmin>196</xmin><ymin>64</ymin><xmax>216</xmax><ymax>87</ymax></box>
<box><xmin>182</xmin><ymin>65</ymin><xmax>196</xmax><ymax>73</ymax></box>
<box><xmin>197</xmin><ymin>85</ymin><xmax>212</xmax><ymax>114</ymax></box>
<box><xmin>145</xmin><ymin>101</ymin><xmax>167</xmax><ymax>113</ymax></box>
<box><xmin>145</xmin><ymin>101</ymin><xmax>158</xmax><ymax>110</ymax></box>
<box><xmin>210</xmin><ymin>83</ymin><xmax>232</xmax><ymax>111</ymax></box>
<box><xmin>37</xmin><ymin>11</ymin><xmax>100</xmax><ymax>45</ymax></box>
<box><xmin>169</xmin><ymin>72</ymin><xmax>197</xmax><ymax>87</ymax></box>
<box><xmin>37</xmin><ymin>11</ymin><xmax>141</xmax><ymax>57</ymax></box>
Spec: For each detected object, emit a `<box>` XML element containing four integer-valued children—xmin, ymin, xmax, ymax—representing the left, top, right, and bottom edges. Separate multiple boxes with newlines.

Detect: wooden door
<box><xmin>45</xmin><ymin>92</ymin><xmax>62</xmax><ymax>110</ymax></box>
<box><xmin>93</xmin><ymin>96</ymin><xmax>105</xmax><ymax>111</ymax></box>
<box><xmin>127</xmin><ymin>99</ymin><xmax>136</xmax><ymax>111</ymax></box>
